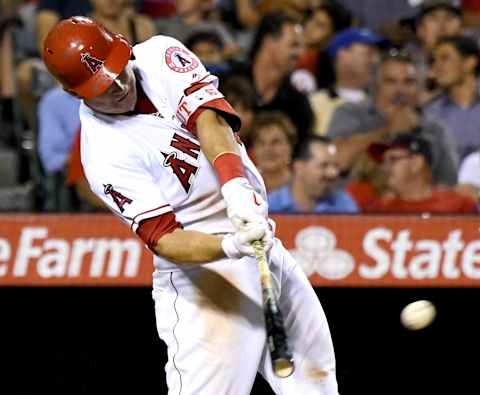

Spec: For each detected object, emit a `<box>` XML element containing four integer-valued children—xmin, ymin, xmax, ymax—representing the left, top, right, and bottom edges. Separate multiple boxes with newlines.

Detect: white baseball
<box><xmin>400</xmin><ymin>300</ymin><xmax>436</xmax><ymax>330</ymax></box>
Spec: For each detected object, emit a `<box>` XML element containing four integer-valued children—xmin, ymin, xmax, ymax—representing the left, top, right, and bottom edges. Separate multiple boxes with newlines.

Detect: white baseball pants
<box><xmin>152</xmin><ymin>238</ymin><xmax>339</xmax><ymax>395</ymax></box>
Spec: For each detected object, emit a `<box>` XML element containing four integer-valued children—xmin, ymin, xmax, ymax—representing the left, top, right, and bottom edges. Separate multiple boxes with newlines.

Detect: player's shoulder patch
<box><xmin>165</xmin><ymin>46</ymin><xmax>199</xmax><ymax>73</ymax></box>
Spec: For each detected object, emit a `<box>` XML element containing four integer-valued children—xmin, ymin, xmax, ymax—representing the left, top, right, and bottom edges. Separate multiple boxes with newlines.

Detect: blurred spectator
<box><xmin>327</xmin><ymin>48</ymin><xmax>459</xmax><ymax>186</ymax></box>
<box><xmin>407</xmin><ymin>0</ymin><xmax>464</xmax><ymax>102</ymax></box>
<box><xmin>344</xmin><ymin>153</ymin><xmax>391</xmax><ymax>211</ymax></box>
<box><xmin>295</xmin><ymin>2</ymin><xmax>352</xmax><ymax>90</ymax></box>
<box><xmin>140</xmin><ymin>0</ymin><xmax>176</xmax><ymax>18</ymax></box>
<box><xmin>366</xmin><ymin>133</ymin><xmax>477</xmax><ymax>213</ymax></box>
<box><xmin>185</xmin><ymin>30</ymin><xmax>231</xmax><ymax>78</ymax></box>
<box><xmin>232</xmin><ymin>0</ymin><xmax>320</xmax><ymax>30</ymax></box>
<box><xmin>0</xmin><ymin>12</ymin><xmax>15</xmax><ymax>102</ymax></box>
<box><xmin>89</xmin><ymin>0</ymin><xmax>156</xmax><ymax>45</ymax></box>
<box><xmin>1</xmin><ymin>1</ymin><xmax>35</xmax><ymax>101</ymax></box>
<box><xmin>416</xmin><ymin>0</ymin><xmax>463</xmax><ymax>56</ymax></box>
<box><xmin>250</xmin><ymin>111</ymin><xmax>297</xmax><ymax>192</ymax></box>
<box><xmin>37</xmin><ymin>87</ymin><xmax>80</xmax><ymax>211</ymax></box>
<box><xmin>226</xmin><ymin>12</ymin><xmax>314</xmax><ymax>144</ymax></box>
<box><xmin>426</xmin><ymin>34</ymin><xmax>480</xmax><ymax>160</ymax></box>
<box><xmin>268</xmin><ymin>135</ymin><xmax>359</xmax><ymax>213</ymax></box>
<box><xmin>156</xmin><ymin>0</ymin><xmax>240</xmax><ymax>59</ymax></box>
<box><xmin>220</xmin><ymin>76</ymin><xmax>256</xmax><ymax>142</ymax></box>
<box><xmin>337</xmin><ymin>0</ymin><xmax>418</xmax><ymax>31</ymax></box>
<box><xmin>457</xmin><ymin>148</ymin><xmax>480</xmax><ymax>200</ymax></box>
<box><xmin>310</xmin><ymin>27</ymin><xmax>384</xmax><ymax>135</ymax></box>
<box><xmin>36</xmin><ymin>0</ymin><xmax>92</xmax><ymax>51</ymax></box>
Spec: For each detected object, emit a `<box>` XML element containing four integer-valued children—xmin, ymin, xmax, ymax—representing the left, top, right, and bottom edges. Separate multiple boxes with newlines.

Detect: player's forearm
<box><xmin>153</xmin><ymin>228</ymin><xmax>225</xmax><ymax>264</ymax></box>
<box><xmin>196</xmin><ymin>109</ymin><xmax>240</xmax><ymax>163</ymax></box>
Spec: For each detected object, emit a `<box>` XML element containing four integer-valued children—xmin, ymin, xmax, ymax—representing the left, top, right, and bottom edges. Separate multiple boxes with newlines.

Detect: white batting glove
<box><xmin>221</xmin><ymin>220</ymin><xmax>273</xmax><ymax>259</ymax></box>
<box><xmin>221</xmin><ymin>177</ymin><xmax>268</xmax><ymax>230</ymax></box>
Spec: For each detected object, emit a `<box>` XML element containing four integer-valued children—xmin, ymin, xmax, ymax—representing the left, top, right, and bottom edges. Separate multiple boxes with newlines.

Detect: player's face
<box><xmin>84</xmin><ymin>65</ymin><xmax>137</xmax><ymax>114</ymax></box>
<box><xmin>252</xmin><ymin>124</ymin><xmax>293</xmax><ymax>173</ymax></box>
<box><xmin>296</xmin><ymin>142</ymin><xmax>339</xmax><ymax>199</ymax></box>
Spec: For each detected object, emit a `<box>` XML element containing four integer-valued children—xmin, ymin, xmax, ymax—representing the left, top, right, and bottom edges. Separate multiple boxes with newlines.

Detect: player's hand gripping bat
<box><xmin>252</xmin><ymin>240</ymin><xmax>294</xmax><ymax>378</ymax></box>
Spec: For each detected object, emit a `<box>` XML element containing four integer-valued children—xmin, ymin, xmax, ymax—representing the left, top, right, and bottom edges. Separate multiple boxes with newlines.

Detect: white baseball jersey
<box><xmin>79</xmin><ymin>35</ymin><xmax>265</xmax><ymax>271</ymax></box>
<box><xmin>79</xmin><ymin>35</ymin><xmax>339</xmax><ymax>395</ymax></box>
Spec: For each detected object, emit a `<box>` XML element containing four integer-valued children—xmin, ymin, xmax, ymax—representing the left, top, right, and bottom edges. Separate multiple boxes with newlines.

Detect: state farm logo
<box><xmin>290</xmin><ymin>226</ymin><xmax>354</xmax><ymax>280</ymax></box>
<box><xmin>290</xmin><ymin>225</ymin><xmax>480</xmax><ymax>282</ymax></box>
<box><xmin>0</xmin><ymin>227</ymin><xmax>141</xmax><ymax>279</ymax></box>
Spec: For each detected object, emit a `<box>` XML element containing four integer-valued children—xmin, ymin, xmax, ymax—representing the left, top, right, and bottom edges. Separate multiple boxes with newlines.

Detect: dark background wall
<box><xmin>0</xmin><ymin>287</ymin><xmax>477</xmax><ymax>394</ymax></box>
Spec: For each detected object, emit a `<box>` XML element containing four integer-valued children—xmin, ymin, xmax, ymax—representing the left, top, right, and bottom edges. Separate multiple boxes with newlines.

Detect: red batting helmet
<box><xmin>43</xmin><ymin>16</ymin><xmax>132</xmax><ymax>99</ymax></box>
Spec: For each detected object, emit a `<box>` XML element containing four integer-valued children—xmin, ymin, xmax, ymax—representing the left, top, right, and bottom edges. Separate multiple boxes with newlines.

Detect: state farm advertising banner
<box><xmin>0</xmin><ymin>214</ymin><xmax>479</xmax><ymax>287</ymax></box>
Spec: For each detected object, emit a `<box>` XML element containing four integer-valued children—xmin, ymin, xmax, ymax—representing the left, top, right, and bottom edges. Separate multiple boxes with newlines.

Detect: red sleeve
<box><xmin>181</xmin><ymin>78</ymin><xmax>241</xmax><ymax>135</ymax></box>
<box><xmin>186</xmin><ymin>98</ymin><xmax>241</xmax><ymax>135</ymax></box>
<box><xmin>137</xmin><ymin>212</ymin><xmax>182</xmax><ymax>252</ymax></box>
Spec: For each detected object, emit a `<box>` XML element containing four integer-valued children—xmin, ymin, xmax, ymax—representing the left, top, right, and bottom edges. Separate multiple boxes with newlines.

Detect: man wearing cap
<box><xmin>41</xmin><ymin>16</ymin><xmax>340</xmax><ymax>395</ymax></box>
<box><xmin>366</xmin><ymin>133</ymin><xmax>476</xmax><ymax>213</ymax></box>
<box><xmin>310</xmin><ymin>27</ymin><xmax>384</xmax><ymax>135</ymax></box>
<box><xmin>326</xmin><ymin>49</ymin><xmax>458</xmax><ymax>186</ymax></box>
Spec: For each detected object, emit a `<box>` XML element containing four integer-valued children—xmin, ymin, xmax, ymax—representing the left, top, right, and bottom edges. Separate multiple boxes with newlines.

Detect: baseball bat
<box><xmin>252</xmin><ymin>240</ymin><xmax>294</xmax><ymax>378</ymax></box>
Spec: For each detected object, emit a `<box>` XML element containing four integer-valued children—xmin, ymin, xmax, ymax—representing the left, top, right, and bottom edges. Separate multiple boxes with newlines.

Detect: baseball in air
<box><xmin>400</xmin><ymin>300</ymin><xmax>436</xmax><ymax>330</ymax></box>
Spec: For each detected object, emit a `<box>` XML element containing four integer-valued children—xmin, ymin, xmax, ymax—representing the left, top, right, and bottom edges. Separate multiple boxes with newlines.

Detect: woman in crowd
<box><xmin>249</xmin><ymin>111</ymin><xmax>297</xmax><ymax>192</ymax></box>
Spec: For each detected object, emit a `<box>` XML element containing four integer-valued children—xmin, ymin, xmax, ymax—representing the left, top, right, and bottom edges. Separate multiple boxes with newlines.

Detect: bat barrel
<box><xmin>254</xmin><ymin>239</ymin><xmax>295</xmax><ymax>378</ymax></box>
<box><xmin>264</xmin><ymin>292</ymin><xmax>295</xmax><ymax>378</ymax></box>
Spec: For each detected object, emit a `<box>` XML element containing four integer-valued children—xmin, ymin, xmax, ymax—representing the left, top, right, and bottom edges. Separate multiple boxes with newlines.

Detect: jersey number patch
<box><xmin>161</xmin><ymin>133</ymin><xmax>200</xmax><ymax>193</ymax></box>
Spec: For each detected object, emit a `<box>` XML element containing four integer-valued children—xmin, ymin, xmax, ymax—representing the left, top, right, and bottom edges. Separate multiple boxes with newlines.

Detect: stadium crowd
<box><xmin>0</xmin><ymin>0</ymin><xmax>480</xmax><ymax>214</ymax></box>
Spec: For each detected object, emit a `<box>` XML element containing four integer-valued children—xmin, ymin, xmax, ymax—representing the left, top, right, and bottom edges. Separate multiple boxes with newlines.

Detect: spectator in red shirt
<box><xmin>366</xmin><ymin>133</ymin><xmax>477</xmax><ymax>213</ymax></box>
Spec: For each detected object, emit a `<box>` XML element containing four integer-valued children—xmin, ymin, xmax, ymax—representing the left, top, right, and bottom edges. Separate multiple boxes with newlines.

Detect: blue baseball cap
<box><xmin>327</xmin><ymin>28</ymin><xmax>387</xmax><ymax>58</ymax></box>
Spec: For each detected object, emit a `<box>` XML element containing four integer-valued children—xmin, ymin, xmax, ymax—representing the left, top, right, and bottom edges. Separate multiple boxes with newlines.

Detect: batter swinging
<box><xmin>42</xmin><ymin>16</ymin><xmax>339</xmax><ymax>395</ymax></box>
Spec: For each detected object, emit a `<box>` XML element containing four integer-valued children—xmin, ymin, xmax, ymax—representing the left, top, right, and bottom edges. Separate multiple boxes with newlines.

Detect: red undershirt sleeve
<box><xmin>136</xmin><ymin>212</ymin><xmax>182</xmax><ymax>252</ymax></box>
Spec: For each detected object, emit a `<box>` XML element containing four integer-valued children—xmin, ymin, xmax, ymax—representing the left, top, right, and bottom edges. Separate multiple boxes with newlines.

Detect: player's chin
<box><xmin>123</xmin><ymin>92</ymin><xmax>137</xmax><ymax>112</ymax></box>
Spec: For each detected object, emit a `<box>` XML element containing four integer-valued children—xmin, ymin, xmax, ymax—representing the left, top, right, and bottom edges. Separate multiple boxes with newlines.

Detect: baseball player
<box><xmin>42</xmin><ymin>17</ymin><xmax>339</xmax><ymax>395</ymax></box>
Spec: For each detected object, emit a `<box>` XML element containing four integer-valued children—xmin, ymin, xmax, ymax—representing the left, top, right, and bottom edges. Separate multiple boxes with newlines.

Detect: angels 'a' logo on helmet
<box><xmin>80</xmin><ymin>52</ymin><xmax>104</xmax><ymax>74</ymax></box>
